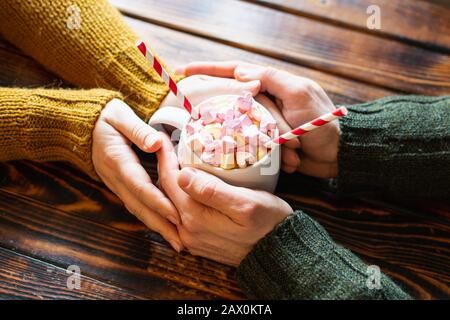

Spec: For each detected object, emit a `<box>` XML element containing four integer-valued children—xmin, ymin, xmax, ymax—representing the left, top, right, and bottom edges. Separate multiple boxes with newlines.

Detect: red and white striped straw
<box><xmin>265</xmin><ymin>106</ymin><xmax>348</xmax><ymax>148</ymax></box>
<box><xmin>136</xmin><ymin>40</ymin><xmax>195</xmax><ymax>117</ymax></box>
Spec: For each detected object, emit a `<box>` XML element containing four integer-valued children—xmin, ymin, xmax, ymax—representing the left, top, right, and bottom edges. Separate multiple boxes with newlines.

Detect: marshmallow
<box><xmin>199</xmin><ymin>129</ymin><xmax>213</xmax><ymax>144</ymax></box>
<box><xmin>204</xmin><ymin>123</ymin><xmax>222</xmax><ymax>140</ymax></box>
<box><xmin>201</xmin><ymin>108</ymin><xmax>217</xmax><ymax>125</ymax></box>
<box><xmin>257</xmin><ymin>146</ymin><xmax>268</xmax><ymax>160</ymax></box>
<box><xmin>236</xmin><ymin>151</ymin><xmax>256</xmax><ymax>168</ymax></box>
<box><xmin>243</xmin><ymin>124</ymin><xmax>259</xmax><ymax>141</ymax></box>
<box><xmin>204</xmin><ymin>139</ymin><xmax>221</xmax><ymax>152</ymax></box>
<box><xmin>186</xmin><ymin>133</ymin><xmax>204</xmax><ymax>153</ymax></box>
<box><xmin>246</xmin><ymin>137</ymin><xmax>258</xmax><ymax>160</ymax></box>
<box><xmin>260</xmin><ymin>114</ymin><xmax>277</xmax><ymax>134</ymax></box>
<box><xmin>234</xmin><ymin>132</ymin><xmax>246</xmax><ymax>148</ymax></box>
<box><xmin>222</xmin><ymin>135</ymin><xmax>237</xmax><ymax>154</ymax></box>
<box><xmin>201</xmin><ymin>151</ymin><xmax>215</xmax><ymax>165</ymax></box>
<box><xmin>236</xmin><ymin>92</ymin><xmax>253</xmax><ymax>113</ymax></box>
<box><xmin>238</xmin><ymin>114</ymin><xmax>253</xmax><ymax>127</ymax></box>
<box><xmin>249</xmin><ymin>104</ymin><xmax>262</xmax><ymax>121</ymax></box>
<box><xmin>258</xmin><ymin>132</ymin><xmax>271</xmax><ymax>146</ymax></box>
<box><xmin>213</xmin><ymin>147</ymin><xmax>222</xmax><ymax>166</ymax></box>
<box><xmin>186</xmin><ymin>123</ymin><xmax>196</xmax><ymax>136</ymax></box>
<box><xmin>186</xmin><ymin>120</ymin><xmax>203</xmax><ymax>135</ymax></box>
<box><xmin>224</xmin><ymin>108</ymin><xmax>235</xmax><ymax>121</ymax></box>
<box><xmin>220</xmin><ymin>152</ymin><xmax>236</xmax><ymax>170</ymax></box>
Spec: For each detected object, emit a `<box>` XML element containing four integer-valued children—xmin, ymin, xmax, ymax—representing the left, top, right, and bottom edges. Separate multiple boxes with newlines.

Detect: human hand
<box><xmin>92</xmin><ymin>98</ymin><xmax>182</xmax><ymax>251</ymax></box>
<box><xmin>161</xmin><ymin>75</ymin><xmax>301</xmax><ymax>171</ymax></box>
<box><xmin>157</xmin><ymin>134</ymin><xmax>292</xmax><ymax>266</ymax></box>
<box><xmin>159</xmin><ymin>74</ymin><xmax>261</xmax><ymax>110</ymax></box>
<box><xmin>178</xmin><ymin>62</ymin><xmax>339</xmax><ymax>178</ymax></box>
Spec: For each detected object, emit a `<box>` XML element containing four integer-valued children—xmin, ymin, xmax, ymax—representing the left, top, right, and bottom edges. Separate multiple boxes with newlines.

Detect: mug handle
<box><xmin>148</xmin><ymin>106</ymin><xmax>191</xmax><ymax>131</ymax></box>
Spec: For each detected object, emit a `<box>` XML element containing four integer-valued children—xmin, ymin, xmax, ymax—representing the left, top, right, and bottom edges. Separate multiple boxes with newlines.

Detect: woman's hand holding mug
<box><xmin>178</xmin><ymin>61</ymin><xmax>340</xmax><ymax>178</ymax></box>
<box><xmin>92</xmin><ymin>75</ymin><xmax>261</xmax><ymax>252</ymax></box>
<box><xmin>157</xmin><ymin>133</ymin><xmax>292</xmax><ymax>266</ymax></box>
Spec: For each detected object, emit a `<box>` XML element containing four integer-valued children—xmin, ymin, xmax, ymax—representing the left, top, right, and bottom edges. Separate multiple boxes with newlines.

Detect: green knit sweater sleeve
<box><xmin>237</xmin><ymin>210</ymin><xmax>410</xmax><ymax>299</ymax></box>
<box><xmin>338</xmin><ymin>95</ymin><xmax>450</xmax><ymax>199</ymax></box>
<box><xmin>237</xmin><ymin>95</ymin><xmax>449</xmax><ymax>299</ymax></box>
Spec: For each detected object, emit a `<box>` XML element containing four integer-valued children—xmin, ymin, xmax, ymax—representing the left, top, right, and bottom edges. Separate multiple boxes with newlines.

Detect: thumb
<box><xmin>177</xmin><ymin>167</ymin><xmax>252</xmax><ymax>217</ymax></box>
<box><xmin>104</xmin><ymin>99</ymin><xmax>162</xmax><ymax>152</ymax></box>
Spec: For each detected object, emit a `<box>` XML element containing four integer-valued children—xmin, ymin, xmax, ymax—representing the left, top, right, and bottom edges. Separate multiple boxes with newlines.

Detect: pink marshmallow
<box><xmin>205</xmin><ymin>139</ymin><xmax>222</xmax><ymax>152</ymax></box>
<box><xmin>238</xmin><ymin>114</ymin><xmax>253</xmax><ymax>127</ymax></box>
<box><xmin>186</xmin><ymin>123</ymin><xmax>196</xmax><ymax>136</ymax></box>
<box><xmin>201</xmin><ymin>151</ymin><xmax>215</xmax><ymax>165</ymax></box>
<box><xmin>236</xmin><ymin>92</ymin><xmax>253</xmax><ymax>113</ymax></box>
<box><xmin>249</xmin><ymin>104</ymin><xmax>262</xmax><ymax>121</ymax></box>
<box><xmin>261</xmin><ymin>114</ymin><xmax>277</xmax><ymax>131</ymax></box>
<box><xmin>201</xmin><ymin>108</ymin><xmax>217</xmax><ymax>125</ymax></box>
<box><xmin>224</xmin><ymin>108</ymin><xmax>235</xmax><ymax>121</ymax></box>
<box><xmin>243</xmin><ymin>124</ymin><xmax>259</xmax><ymax>140</ymax></box>
<box><xmin>222</xmin><ymin>135</ymin><xmax>236</xmax><ymax>154</ymax></box>
<box><xmin>199</xmin><ymin>129</ymin><xmax>213</xmax><ymax>145</ymax></box>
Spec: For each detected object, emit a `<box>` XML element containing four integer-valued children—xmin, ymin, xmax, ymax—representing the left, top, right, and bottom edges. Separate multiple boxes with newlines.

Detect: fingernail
<box><xmin>235</xmin><ymin>66</ymin><xmax>256</xmax><ymax>80</ymax></box>
<box><xmin>169</xmin><ymin>239</ymin><xmax>183</xmax><ymax>253</ymax></box>
<box><xmin>167</xmin><ymin>215</ymin><xmax>179</xmax><ymax>226</ymax></box>
<box><xmin>245</xmin><ymin>80</ymin><xmax>261</xmax><ymax>92</ymax></box>
<box><xmin>178</xmin><ymin>167</ymin><xmax>196</xmax><ymax>188</ymax></box>
<box><xmin>174</xmin><ymin>65</ymin><xmax>186</xmax><ymax>75</ymax></box>
<box><xmin>144</xmin><ymin>133</ymin><xmax>160</xmax><ymax>149</ymax></box>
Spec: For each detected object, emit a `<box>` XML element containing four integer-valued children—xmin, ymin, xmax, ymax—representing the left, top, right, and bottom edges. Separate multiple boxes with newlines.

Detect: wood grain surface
<box><xmin>0</xmin><ymin>0</ymin><xmax>449</xmax><ymax>300</ymax></box>
<box><xmin>246</xmin><ymin>0</ymin><xmax>450</xmax><ymax>52</ymax></box>
<box><xmin>110</xmin><ymin>0</ymin><xmax>450</xmax><ymax>95</ymax></box>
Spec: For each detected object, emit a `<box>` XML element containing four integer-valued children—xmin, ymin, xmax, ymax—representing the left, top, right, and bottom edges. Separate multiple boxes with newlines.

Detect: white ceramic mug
<box><xmin>148</xmin><ymin>95</ymin><xmax>280</xmax><ymax>192</ymax></box>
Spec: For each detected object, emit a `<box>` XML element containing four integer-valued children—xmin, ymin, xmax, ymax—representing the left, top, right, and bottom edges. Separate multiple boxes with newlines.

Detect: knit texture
<box><xmin>237</xmin><ymin>211</ymin><xmax>411</xmax><ymax>300</ymax></box>
<box><xmin>0</xmin><ymin>0</ymin><xmax>174</xmax><ymax>121</ymax></box>
<box><xmin>338</xmin><ymin>95</ymin><xmax>450</xmax><ymax>199</ymax></box>
<box><xmin>0</xmin><ymin>88</ymin><xmax>122</xmax><ymax>177</ymax></box>
<box><xmin>237</xmin><ymin>96</ymin><xmax>449</xmax><ymax>299</ymax></box>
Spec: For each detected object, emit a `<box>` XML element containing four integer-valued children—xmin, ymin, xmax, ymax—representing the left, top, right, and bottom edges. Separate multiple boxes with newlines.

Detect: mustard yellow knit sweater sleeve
<box><xmin>0</xmin><ymin>0</ymin><xmax>170</xmax><ymax>121</ymax></box>
<box><xmin>0</xmin><ymin>88</ymin><xmax>122</xmax><ymax>177</ymax></box>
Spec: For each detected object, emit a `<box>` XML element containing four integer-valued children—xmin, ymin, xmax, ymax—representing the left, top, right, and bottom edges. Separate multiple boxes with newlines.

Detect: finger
<box><xmin>156</xmin><ymin>133</ymin><xmax>191</xmax><ymax>208</ymax></box>
<box><xmin>114</xmin><ymin>181</ymin><xmax>183</xmax><ymax>252</ymax></box>
<box><xmin>200</xmin><ymin>75</ymin><xmax>261</xmax><ymax>97</ymax></box>
<box><xmin>115</xmin><ymin>155</ymin><xmax>180</xmax><ymax>225</ymax></box>
<box><xmin>104</xmin><ymin>99</ymin><xmax>162</xmax><ymax>153</ymax></box>
<box><xmin>235</xmin><ymin>65</ymin><xmax>300</xmax><ymax>100</ymax></box>
<box><xmin>177</xmin><ymin>167</ymin><xmax>253</xmax><ymax>217</ymax></box>
<box><xmin>282</xmin><ymin>163</ymin><xmax>297</xmax><ymax>174</ymax></box>
<box><xmin>282</xmin><ymin>147</ymin><xmax>301</xmax><ymax>169</ymax></box>
<box><xmin>255</xmin><ymin>94</ymin><xmax>300</xmax><ymax>149</ymax></box>
<box><xmin>177</xmin><ymin>60</ymin><xmax>245</xmax><ymax>77</ymax></box>
<box><xmin>297</xmin><ymin>155</ymin><xmax>337</xmax><ymax>179</ymax></box>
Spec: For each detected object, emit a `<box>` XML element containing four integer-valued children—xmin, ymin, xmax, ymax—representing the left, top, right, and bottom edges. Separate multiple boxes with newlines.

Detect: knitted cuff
<box><xmin>237</xmin><ymin>210</ymin><xmax>410</xmax><ymax>299</ymax></box>
<box><xmin>98</xmin><ymin>42</ymin><xmax>180</xmax><ymax>121</ymax></box>
<box><xmin>0</xmin><ymin>88</ymin><xmax>122</xmax><ymax>178</ymax></box>
<box><xmin>337</xmin><ymin>95</ymin><xmax>450</xmax><ymax>199</ymax></box>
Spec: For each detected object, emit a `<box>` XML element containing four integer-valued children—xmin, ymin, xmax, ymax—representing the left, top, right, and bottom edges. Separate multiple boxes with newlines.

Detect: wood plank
<box><xmin>110</xmin><ymin>0</ymin><xmax>450</xmax><ymax>95</ymax></box>
<box><xmin>124</xmin><ymin>17</ymin><xmax>396</xmax><ymax>105</ymax></box>
<box><xmin>247</xmin><ymin>0</ymin><xmax>450</xmax><ymax>52</ymax></box>
<box><xmin>0</xmin><ymin>19</ymin><xmax>395</xmax><ymax>107</ymax></box>
<box><xmin>0</xmin><ymin>40</ymin><xmax>62</xmax><ymax>88</ymax></box>
<box><xmin>0</xmin><ymin>247</ymin><xmax>142</xmax><ymax>300</ymax></box>
<box><xmin>276</xmin><ymin>174</ymin><xmax>450</xmax><ymax>299</ymax></box>
<box><xmin>1</xmin><ymin>160</ymin><xmax>449</xmax><ymax>299</ymax></box>
<box><xmin>0</xmin><ymin>187</ymin><xmax>244</xmax><ymax>299</ymax></box>
<box><xmin>0</xmin><ymin>8</ymin><xmax>448</xmax><ymax>299</ymax></box>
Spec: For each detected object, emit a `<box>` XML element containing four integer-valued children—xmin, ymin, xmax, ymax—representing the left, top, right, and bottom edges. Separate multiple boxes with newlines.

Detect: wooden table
<box><xmin>0</xmin><ymin>0</ymin><xmax>449</xmax><ymax>300</ymax></box>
